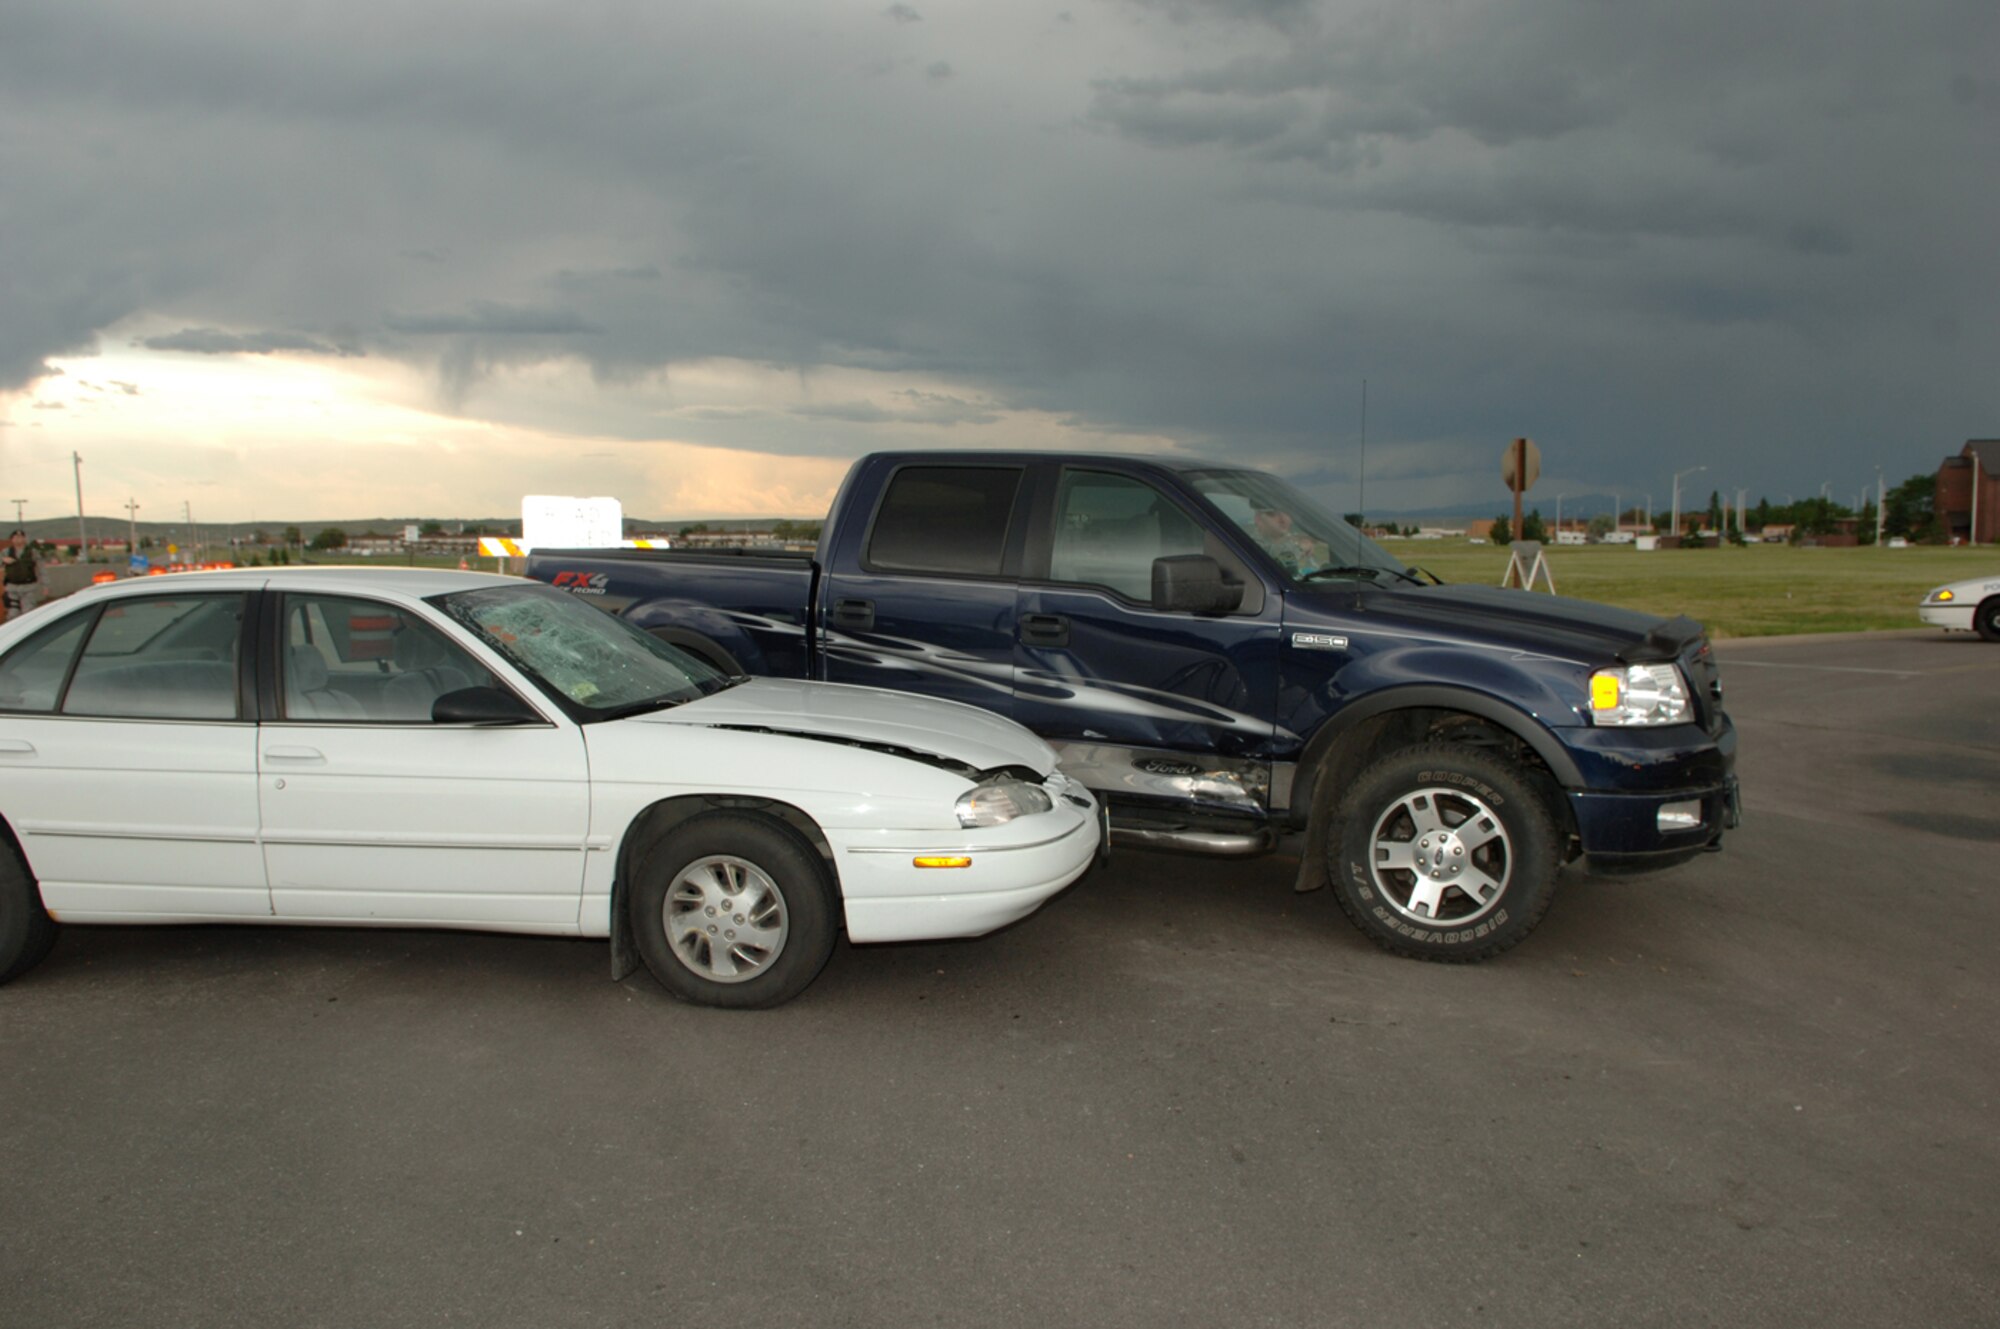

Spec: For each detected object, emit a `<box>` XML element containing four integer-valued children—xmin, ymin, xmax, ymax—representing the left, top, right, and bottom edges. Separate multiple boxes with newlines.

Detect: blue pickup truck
<box><xmin>528</xmin><ymin>451</ymin><xmax>1738</xmax><ymax>962</ymax></box>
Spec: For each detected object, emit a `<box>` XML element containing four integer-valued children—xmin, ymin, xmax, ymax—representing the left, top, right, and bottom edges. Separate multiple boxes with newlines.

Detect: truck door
<box><xmin>1012</xmin><ymin>466</ymin><xmax>1282</xmax><ymax>818</ymax></box>
<box><xmin>816</xmin><ymin>462</ymin><xmax>1026</xmax><ymax>717</ymax></box>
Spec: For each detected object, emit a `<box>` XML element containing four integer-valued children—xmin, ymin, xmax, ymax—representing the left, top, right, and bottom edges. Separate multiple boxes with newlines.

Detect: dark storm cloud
<box><xmin>140</xmin><ymin>327</ymin><xmax>362</xmax><ymax>356</ymax></box>
<box><xmin>383</xmin><ymin>305</ymin><xmax>602</xmax><ymax>337</ymax></box>
<box><xmin>1</xmin><ymin>0</ymin><xmax>1995</xmax><ymax>509</ymax></box>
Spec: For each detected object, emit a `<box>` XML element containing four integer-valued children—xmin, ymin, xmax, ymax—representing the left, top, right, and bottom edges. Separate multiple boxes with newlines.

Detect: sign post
<box><xmin>1500</xmin><ymin>438</ymin><xmax>1554</xmax><ymax>591</ymax></box>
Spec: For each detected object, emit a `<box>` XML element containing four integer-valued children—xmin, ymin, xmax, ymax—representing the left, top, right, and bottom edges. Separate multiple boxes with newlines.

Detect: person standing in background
<box><xmin>2</xmin><ymin>529</ymin><xmax>45</xmax><ymax>622</ymax></box>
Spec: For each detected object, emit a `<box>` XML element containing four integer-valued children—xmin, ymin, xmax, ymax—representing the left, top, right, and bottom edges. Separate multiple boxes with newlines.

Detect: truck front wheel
<box><xmin>1327</xmin><ymin>743</ymin><xmax>1558</xmax><ymax>962</ymax></box>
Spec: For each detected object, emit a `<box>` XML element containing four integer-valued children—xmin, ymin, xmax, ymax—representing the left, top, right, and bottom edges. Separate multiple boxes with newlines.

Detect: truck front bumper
<box><xmin>1560</xmin><ymin>715</ymin><xmax>1740</xmax><ymax>874</ymax></box>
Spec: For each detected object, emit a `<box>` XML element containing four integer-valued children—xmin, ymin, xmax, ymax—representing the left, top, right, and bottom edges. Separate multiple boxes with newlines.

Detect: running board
<box><xmin>1110</xmin><ymin>822</ymin><xmax>1277</xmax><ymax>858</ymax></box>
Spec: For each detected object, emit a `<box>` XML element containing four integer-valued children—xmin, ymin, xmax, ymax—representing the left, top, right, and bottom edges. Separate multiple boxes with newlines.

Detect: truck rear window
<box><xmin>866</xmin><ymin>466</ymin><xmax>1022</xmax><ymax>576</ymax></box>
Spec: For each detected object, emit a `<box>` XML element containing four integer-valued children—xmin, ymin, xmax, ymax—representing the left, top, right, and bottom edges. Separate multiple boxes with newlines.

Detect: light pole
<box><xmin>1671</xmin><ymin>466</ymin><xmax>1706</xmax><ymax>541</ymax></box>
<box><xmin>72</xmin><ymin>452</ymin><xmax>87</xmax><ymax>563</ymax></box>
<box><xmin>1876</xmin><ymin>468</ymin><xmax>1886</xmax><ymax>546</ymax></box>
<box><xmin>125</xmin><ymin>499</ymin><xmax>140</xmax><ymax>561</ymax></box>
<box><xmin>1644</xmin><ymin>493</ymin><xmax>1653</xmax><ymax>529</ymax></box>
<box><xmin>1556</xmin><ymin>494</ymin><xmax>1564</xmax><ymax>539</ymax></box>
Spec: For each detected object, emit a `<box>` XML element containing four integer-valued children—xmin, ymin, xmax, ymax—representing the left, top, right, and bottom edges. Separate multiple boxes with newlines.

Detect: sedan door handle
<box><xmin>263</xmin><ymin>746</ymin><xmax>327</xmax><ymax>764</ymax></box>
<box><xmin>830</xmin><ymin>598</ymin><xmax>875</xmax><ymax>631</ymax></box>
<box><xmin>1019</xmin><ymin>613</ymin><xmax>1070</xmax><ymax>648</ymax></box>
<box><xmin>0</xmin><ymin>739</ymin><xmax>35</xmax><ymax>755</ymax></box>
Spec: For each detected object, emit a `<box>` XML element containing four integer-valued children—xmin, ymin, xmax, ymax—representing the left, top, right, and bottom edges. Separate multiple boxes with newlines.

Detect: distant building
<box><xmin>1464</xmin><ymin>519</ymin><xmax>1496</xmax><ymax>542</ymax></box>
<box><xmin>1936</xmin><ymin>439</ymin><xmax>2000</xmax><ymax>544</ymax></box>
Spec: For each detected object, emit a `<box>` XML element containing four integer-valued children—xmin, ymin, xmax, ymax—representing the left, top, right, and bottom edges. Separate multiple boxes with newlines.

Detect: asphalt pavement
<box><xmin>3</xmin><ymin>632</ymin><xmax>1997</xmax><ymax>1328</ymax></box>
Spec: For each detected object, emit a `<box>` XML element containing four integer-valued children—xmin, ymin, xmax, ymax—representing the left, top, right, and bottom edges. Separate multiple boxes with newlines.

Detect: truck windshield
<box><xmin>433</xmin><ymin>581</ymin><xmax>736</xmax><ymax>718</ymax></box>
<box><xmin>1185</xmin><ymin>469</ymin><xmax>1408</xmax><ymax>583</ymax></box>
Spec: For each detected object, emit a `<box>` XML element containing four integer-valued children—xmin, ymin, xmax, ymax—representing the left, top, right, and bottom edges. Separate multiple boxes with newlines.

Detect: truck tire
<box><xmin>0</xmin><ymin>843</ymin><xmax>60</xmax><ymax>985</ymax></box>
<box><xmin>1327</xmin><ymin>742</ymin><xmax>1558</xmax><ymax>962</ymax></box>
<box><xmin>630</xmin><ymin>812</ymin><xmax>836</xmax><ymax>1009</ymax></box>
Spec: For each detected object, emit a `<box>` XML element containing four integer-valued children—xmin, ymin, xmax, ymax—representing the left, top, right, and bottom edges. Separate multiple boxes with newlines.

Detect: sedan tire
<box><xmin>631</xmin><ymin>812</ymin><xmax>837</xmax><ymax>1009</ymax></box>
<box><xmin>0</xmin><ymin>843</ymin><xmax>59</xmax><ymax>985</ymax></box>
<box><xmin>1976</xmin><ymin>597</ymin><xmax>2000</xmax><ymax>643</ymax></box>
<box><xmin>1327</xmin><ymin>742</ymin><xmax>1559</xmax><ymax>962</ymax></box>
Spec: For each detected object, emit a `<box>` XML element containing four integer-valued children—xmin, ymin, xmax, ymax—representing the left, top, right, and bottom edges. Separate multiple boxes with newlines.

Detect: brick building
<box><xmin>1937</xmin><ymin>439</ymin><xmax>2000</xmax><ymax>545</ymax></box>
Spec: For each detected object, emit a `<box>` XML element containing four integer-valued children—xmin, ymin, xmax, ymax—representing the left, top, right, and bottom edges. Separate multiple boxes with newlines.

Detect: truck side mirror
<box><xmin>1152</xmin><ymin>554</ymin><xmax>1244</xmax><ymax>615</ymax></box>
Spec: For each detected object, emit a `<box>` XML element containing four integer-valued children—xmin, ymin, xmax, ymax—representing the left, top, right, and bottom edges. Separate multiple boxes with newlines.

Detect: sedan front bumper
<box><xmin>830</xmin><ymin>779</ymin><xmax>1102</xmax><ymax>943</ymax></box>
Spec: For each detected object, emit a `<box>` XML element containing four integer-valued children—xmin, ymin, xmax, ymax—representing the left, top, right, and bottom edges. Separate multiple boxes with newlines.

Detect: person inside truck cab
<box><xmin>1249</xmin><ymin>503</ymin><xmax>1325</xmax><ymax>575</ymax></box>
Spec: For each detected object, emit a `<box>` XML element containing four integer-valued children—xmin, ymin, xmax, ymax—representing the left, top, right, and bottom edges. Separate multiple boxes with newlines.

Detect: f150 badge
<box><xmin>1291</xmin><ymin>632</ymin><xmax>1348</xmax><ymax>651</ymax></box>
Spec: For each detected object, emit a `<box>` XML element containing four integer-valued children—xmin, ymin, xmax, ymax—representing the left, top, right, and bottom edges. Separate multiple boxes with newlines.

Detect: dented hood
<box><xmin>641</xmin><ymin>677</ymin><xmax>1056</xmax><ymax>776</ymax></box>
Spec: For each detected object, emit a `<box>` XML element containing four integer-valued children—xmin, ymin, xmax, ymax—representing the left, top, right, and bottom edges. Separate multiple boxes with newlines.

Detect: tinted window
<box><xmin>62</xmin><ymin>594</ymin><xmax>244</xmax><ymax>720</ymax></box>
<box><xmin>281</xmin><ymin>595</ymin><xmax>501</xmax><ymax>723</ymax></box>
<box><xmin>1049</xmin><ymin>470</ymin><xmax>1207</xmax><ymax>601</ymax></box>
<box><xmin>867</xmin><ymin>466</ymin><xmax>1022</xmax><ymax>576</ymax></box>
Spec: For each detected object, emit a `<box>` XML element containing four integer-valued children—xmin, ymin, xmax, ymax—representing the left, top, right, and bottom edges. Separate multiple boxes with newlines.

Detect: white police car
<box><xmin>1918</xmin><ymin>573</ymin><xmax>2000</xmax><ymax>641</ymax></box>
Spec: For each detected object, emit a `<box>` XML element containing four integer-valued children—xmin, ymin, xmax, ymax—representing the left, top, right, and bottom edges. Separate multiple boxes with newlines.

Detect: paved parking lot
<box><xmin>3</xmin><ymin>632</ymin><xmax>1996</xmax><ymax>1328</ymax></box>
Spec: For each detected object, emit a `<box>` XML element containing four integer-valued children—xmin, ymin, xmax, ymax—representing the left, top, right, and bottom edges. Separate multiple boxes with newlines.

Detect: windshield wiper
<box><xmin>594</xmin><ymin>695</ymin><xmax>690</xmax><ymax>721</ymax></box>
<box><xmin>1301</xmin><ymin>564</ymin><xmax>1430</xmax><ymax>587</ymax></box>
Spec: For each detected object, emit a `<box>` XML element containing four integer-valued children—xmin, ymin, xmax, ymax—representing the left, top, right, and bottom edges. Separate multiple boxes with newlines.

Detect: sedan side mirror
<box><xmin>432</xmin><ymin>686</ymin><xmax>541</xmax><ymax>725</ymax></box>
<box><xmin>1152</xmin><ymin>554</ymin><xmax>1244</xmax><ymax>615</ymax></box>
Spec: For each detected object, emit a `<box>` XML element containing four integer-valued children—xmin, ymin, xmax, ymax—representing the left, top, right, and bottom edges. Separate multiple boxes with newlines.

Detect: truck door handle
<box><xmin>263</xmin><ymin>746</ymin><xmax>327</xmax><ymax>764</ymax></box>
<box><xmin>831</xmin><ymin>599</ymin><xmax>875</xmax><ymax>631</ymax></box>
<box><xmin>1019</xmin><ymin>613</ymin><xmax>1070</xmax><ymax>647</ymax></box>
<box><xmin>0</xmin><ymin>739</ymin><xmax>35</xmax><ymax>755</ymax></box>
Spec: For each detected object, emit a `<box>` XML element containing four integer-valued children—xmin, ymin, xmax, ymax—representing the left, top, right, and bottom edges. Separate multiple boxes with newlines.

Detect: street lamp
<box><xmin>1875</xmin><ymin>467</ymin><xmax>1886</xmax><ymax>546</ymax></box>
<box><xmin>1671</xmin><ymin>466</ymin><xmax>1706</xmax><ymax>541</ymax></box>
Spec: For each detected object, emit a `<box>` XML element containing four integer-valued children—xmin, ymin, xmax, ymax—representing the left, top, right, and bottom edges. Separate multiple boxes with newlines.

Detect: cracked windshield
<box><xmin>438</xmin><ymin>583</ymin><xmax>728</xmax><ymax>714</ymax></box>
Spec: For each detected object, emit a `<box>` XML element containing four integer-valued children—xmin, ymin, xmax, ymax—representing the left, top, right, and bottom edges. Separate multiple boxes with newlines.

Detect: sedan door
<box><xmin>0</xmin><ymin>590</ymin><xmax>268</xmax><ymax>920</ymax></box>
<box><xmin>255</xmin><ymin>592</ymin><xmax>592</xmax><ymax>929</ymax></box>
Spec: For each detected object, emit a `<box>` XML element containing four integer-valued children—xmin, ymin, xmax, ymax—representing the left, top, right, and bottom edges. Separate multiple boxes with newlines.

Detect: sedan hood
<box><xmin>1300</xmin><ymin>583</ymin><xmax>1700</xmax><ymax>664</ymax></box>
<box><xmin>642</xmin><ymin>678</ymin><xmax>1056</xmax><ymax>776</ymax></box>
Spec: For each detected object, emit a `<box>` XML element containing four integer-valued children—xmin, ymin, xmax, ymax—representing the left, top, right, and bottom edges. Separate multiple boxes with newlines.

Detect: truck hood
<box><xmin>638</xmin><ymin>677</ymin><xmax>1057</xmax><ymax>777</ymax></box>
<box><xmin>1298</xmin><ymin>583</ymin><xmax>1701</xmax><ymax>664</ymax></box>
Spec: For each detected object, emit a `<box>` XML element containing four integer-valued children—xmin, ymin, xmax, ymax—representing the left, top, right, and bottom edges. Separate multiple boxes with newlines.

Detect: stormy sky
<box><xmin>2</xmin><ymin>0</ymin><xmax>1995</xmax><ymax>522</ymax></box>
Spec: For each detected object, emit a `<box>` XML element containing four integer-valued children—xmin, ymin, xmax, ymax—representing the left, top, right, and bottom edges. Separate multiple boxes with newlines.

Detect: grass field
<box><xmin>1377</xmin><ymin>539</ymin><xmax>1996</xmax><ymax>638</ymax></box>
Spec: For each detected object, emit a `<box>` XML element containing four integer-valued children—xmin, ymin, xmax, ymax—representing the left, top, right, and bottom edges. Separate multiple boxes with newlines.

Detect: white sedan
<box><xmin>0</xmin><ymin>568</ymin><xmax>1101</xmax><ymax>1007</ymax></box>
<box><xmin>1918</xmin><ymin>572</ymin><xmax>2000</xmax><ymax>641</ymax></box>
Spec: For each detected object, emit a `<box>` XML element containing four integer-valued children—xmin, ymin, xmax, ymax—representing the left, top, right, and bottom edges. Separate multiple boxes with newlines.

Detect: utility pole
<box><xmin>1671</xmin><ymin>466</ymin><xmax>1706</xmax><ymax>542</ymax></box>
<box><xmin>1736</xmin><ymin>489</ymin><xmax>1747</xmax><ymax>542</ymax></box>
<box><xmin>185</xmin><ymin>501</ymin><xmax>198</xmax><ymax>564</ymax></box>
<box><xmin>125</xmin><ymin>499</ymin><xmax>141</xmax><ymax>559</ymax></box>
<box><xmin>72</xmin><ymin>452</ymin><xmax>87</xmax><ymax>563</ymax></box>
<box><xmin>8</xmin><ymin>499</ymin><xmax>23</xmax><ymax>528</ymax></box>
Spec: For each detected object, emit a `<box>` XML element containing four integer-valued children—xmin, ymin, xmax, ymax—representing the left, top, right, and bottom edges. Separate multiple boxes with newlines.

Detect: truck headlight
<box><xmin>1588</xmin><ymin>663</ymin><xmax>1692</xmax><ymax>726</ymax></box>
<box><xmin>955</xmin><ymin>778</ymin><xmax>1054</xmax><ymax>828</ymax></box>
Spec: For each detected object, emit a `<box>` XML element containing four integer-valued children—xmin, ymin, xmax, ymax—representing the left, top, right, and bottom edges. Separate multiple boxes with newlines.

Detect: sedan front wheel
<box><xmin>631</xmin><ymin>813</ymin><xmax>836</xmax><ymax>1009</ymax></box>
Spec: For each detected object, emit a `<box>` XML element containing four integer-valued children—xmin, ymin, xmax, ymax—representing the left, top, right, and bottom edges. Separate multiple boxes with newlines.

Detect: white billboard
<box><xmin>520</xmin><ymin>496</ymin><xmax>624</xmax><ymax>552</ymax></box>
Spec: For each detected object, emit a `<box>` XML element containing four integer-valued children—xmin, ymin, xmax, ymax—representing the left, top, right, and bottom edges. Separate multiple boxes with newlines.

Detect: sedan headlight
<box><xmin>1588</xmin><ymin>663</ymin><xmax>1692</xmax><ymax>726</ymax></box>
<box><xmin>1930</xmin><ymin>588</ymin><xmax>1955</xmax><ymax>603</ymax></box>
<box><xmin>955</xmin><ymin>777</ymin><xmax>1054</xmax><ymax>828</ymax></box>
